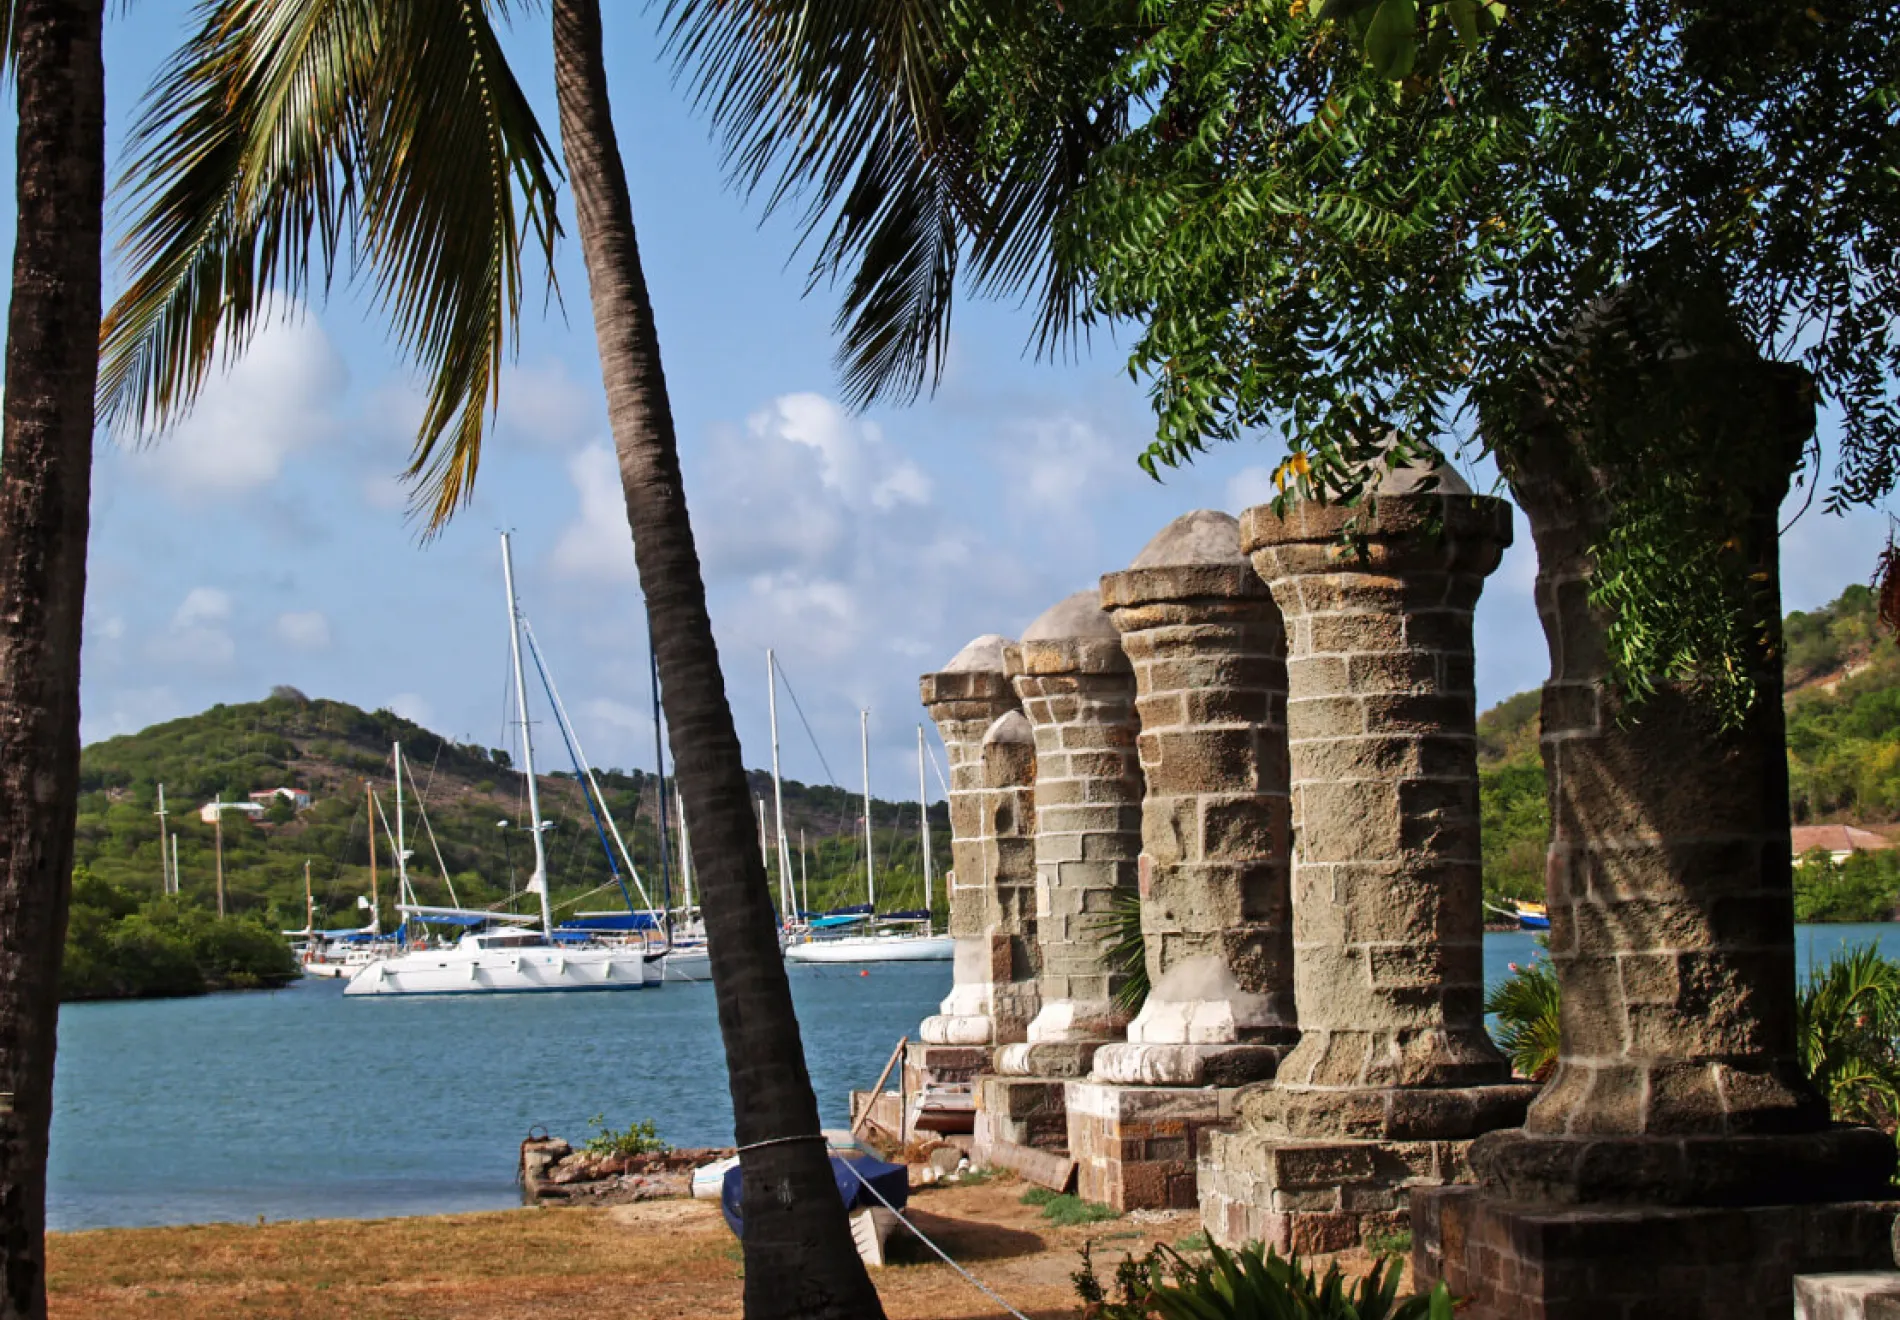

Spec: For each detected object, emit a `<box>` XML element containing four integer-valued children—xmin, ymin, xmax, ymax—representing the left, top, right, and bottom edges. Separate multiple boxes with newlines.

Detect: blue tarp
<box><xmin>878</xmin><ymin>909</ymin><xmax>930</xmax><ymax>922</ymax></box>
<box><xmin>409</xmin><ymin>912</ymin><xmax>489</xmax><ymax>927</ymax></box>
<box><xmin>808</xmin><ymin>913</ymin><xmax>868</xmax><ymax>929</ymax></box>
<box><xmin>558</xmin><ymin>913</ymin><xmax>659</xmax><ymax>932</ymax></box>
<box><xmin>720</xmin><ymin>1154</ymin><xmax>908</xmax><ymax>1239</ymax></box>
<box><xmin>824</xmin><ymin>904</ymin><xmax>874</xmax><ymax>917</ymax></box>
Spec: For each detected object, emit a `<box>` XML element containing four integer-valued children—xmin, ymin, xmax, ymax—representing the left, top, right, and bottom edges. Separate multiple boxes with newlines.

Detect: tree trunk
<box><xmin>0</xmin><ymin>1</ymin><xmax>106</xmax><ymax>1315</ymax></box>
<box><xmin>549</xmin><ymin>4</ymin><xmax>885</xmax><ymax>1315</ymax></box>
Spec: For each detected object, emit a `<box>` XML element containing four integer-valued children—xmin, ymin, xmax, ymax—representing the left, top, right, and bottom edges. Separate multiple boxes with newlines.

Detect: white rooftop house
<box><xmin>200</xmin><ymin>800</ymin><xmax>267</xmax><ymax>824</ymax></box>
<box><xmin>248</xmin><ymin>786</ymin><xmax>312</xmax><ymax>811</ymax></box>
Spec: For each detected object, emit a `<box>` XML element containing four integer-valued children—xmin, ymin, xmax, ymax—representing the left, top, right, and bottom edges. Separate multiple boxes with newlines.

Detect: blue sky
<box><xmin>1</xmin><ymin>4</ymin><xmax>1889</xmax><ymax>800</ymax></box>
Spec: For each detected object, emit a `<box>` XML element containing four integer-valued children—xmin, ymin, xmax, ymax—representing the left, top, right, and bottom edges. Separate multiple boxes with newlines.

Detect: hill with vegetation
<box><xmin>1479</xmin><ymin>584</ymin><xmax>1900</xmax><ymax>920</ymax></box>
<box><xmin>68</xmin><ymin>689</ymin><xmax>951</xmax><ymax>997</ymax></box>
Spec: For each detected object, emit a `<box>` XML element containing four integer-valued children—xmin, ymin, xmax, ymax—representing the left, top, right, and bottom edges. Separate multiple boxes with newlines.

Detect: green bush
<box><xmin>1795</xmin><ymin>850</ymin><xmax>1900</xmax><ymax>923</ymax></box>
<box><xmin>1797</xmin><ymin>945</ymin><xmax>1900</xmax><ymax>1130</ymax></box>
<box><xmin>582</xmin><ymin>1115</ymin><xmax>670</xmax><ymax>1157</ymax></box>
<box><xmin>60</xmin><ymin>870</ymin><xmax>296</xmax><ymax>1001</ymax></box>
<box><xmin>1074</xmin><ymin>1241</ymin><xmax>1454</xmax><ymax>1320</ymax></box>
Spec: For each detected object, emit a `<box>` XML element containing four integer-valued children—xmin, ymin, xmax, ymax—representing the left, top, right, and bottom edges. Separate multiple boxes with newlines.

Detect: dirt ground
<box><xmin>47</xmin><ymin>1175</ymin><xmax>1187</xmax><ymax>1319</ymax></box>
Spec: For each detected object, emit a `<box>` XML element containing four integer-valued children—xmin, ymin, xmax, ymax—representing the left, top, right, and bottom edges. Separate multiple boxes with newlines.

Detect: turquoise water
<box><xmin>49</xmin><ymin>924</ymin><xmax>1899</xmax><ymax>1230</ymax></box>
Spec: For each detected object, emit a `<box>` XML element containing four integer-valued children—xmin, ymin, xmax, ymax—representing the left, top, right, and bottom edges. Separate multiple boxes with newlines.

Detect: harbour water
<box><xmin>50</xmin><ymin>924</ymin><xmax>1899</xmax><ymax>1231</ymax></box>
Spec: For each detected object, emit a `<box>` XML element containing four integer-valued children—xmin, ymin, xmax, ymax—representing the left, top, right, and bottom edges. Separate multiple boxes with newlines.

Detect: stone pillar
<box><xmin>1196</xmin><ymin>463</ymin><xmax>1534</xmax><ymax>1253</ymax></box>
<box><xmin>993</xmin><ymin>590</ymin><xmax>1142</xmax><ymax>1081</ymax></box>
<box><xmin>1413</xmin><ymin>321</ymin><xmax>1897</xmax><ymax>1319</ymax></box>
<box><xmin>1091</xmin><ymin>509</ymin><xmax>1298</xmax><ymax>1088</ymax></box>
<box><xmin>917</xmin><ymin>635</ymin><xmax>1032</xmax><ymax>1051</ymax></box>
<box><xmin>1060</xmin><ymin>511</ymin><xmax>1299</xmax><ymax>1211</ymax></box>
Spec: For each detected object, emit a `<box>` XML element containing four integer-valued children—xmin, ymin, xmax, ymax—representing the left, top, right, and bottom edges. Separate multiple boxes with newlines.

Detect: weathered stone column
<box><xmin>1197</xmin><ymin>463</ymin><xmax>1534</xmax><ymax>1252</ymax></box>
<box><xmin>994</xmin><ymin>590</ymin><xmax>1142</xmax><ymax>1080</ymax></box>
<box><xmin>1092</xmin><ymin>509</ymin><xmax>1298</xmax><ymax>1085</ymax></box>
<box><xmin>918</xmin><ymin>635</ymin><xmax>1032</xmax><ymax>1050</ymax></box>
<box><xmin>1413</xmin><ymin>322</ymin><xmax>1897</xmax><ymax>1320</ymax></box>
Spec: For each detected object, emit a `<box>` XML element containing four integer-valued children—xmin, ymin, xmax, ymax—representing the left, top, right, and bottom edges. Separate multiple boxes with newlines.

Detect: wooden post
<box><xmin>852</xmin><ymin>1035</ymin><xmax>908</xmax><ymax>1139</ymax></box>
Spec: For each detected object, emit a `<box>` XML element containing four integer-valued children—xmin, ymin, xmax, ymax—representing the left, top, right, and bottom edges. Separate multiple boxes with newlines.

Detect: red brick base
<box><xmin>1412</xmin><ymin>1186</ymin><xmax>1900</xmax><ymax>1320</ymax></box>
<box><xmin>1064</xmin><ymin>1081</ymin><xmax>1239</xmax><ymax>1211</ymax></box>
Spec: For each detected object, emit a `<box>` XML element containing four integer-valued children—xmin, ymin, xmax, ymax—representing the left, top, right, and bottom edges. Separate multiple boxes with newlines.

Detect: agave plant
<box><xmin>1797</xmin><ymin>944</ymin><xmax>1900</xmax><ymax>1130</ymax></box>
<box><xmin>1482</xmin><ymin>955</ymin><xmax>1562</xmax><ymax>1083</ymax></box>
<box><xmin>1077</xmin><ymin>1240</ymin><xmax>1455</xmax><ymax>1320</ymax></box>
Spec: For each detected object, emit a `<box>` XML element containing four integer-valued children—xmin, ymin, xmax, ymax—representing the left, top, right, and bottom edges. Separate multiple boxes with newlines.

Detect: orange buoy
<box><xmin>860</xmin><ymin>969</ymin><xmax>870</xmax><ymax>977</ymax></box>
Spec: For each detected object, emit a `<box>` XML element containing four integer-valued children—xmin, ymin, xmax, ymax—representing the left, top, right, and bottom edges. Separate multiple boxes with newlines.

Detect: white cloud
<box><xmin>1007</xmin><ymin>414</ymin><xmax>1134</xmax><ymax>519</ymax></box>
<box><xmin>497</xmin><ymin>361</ymin><xmax>601</xmax><ymax>451</ymax></box>
<box><xmin>385</xmin><ymin>692</ymin><xmax>434</xmax><ymax>727</ymax></box>
<box><xmin>274</xmin><ymin>610</ymin><xmax>332</xmax><ymax>650</ymax></box>
<box><xmin>552</xmin><ymin>446</ymin><xmax>637</xmax><ymax>582</ymax></box>
<box><xmin>128</xmin><ymin>306</ymin><xmax>347</xmax><ymax>498</ymax></box>
<box><xmin>149</xmin><ymin>587</ymin><xmax>236</xmax><ymax>668</ymax></box>
<box><xmin>582</xmin><ymin>697</ymin><xmax>655</xmax><ymax>746</ymax></box>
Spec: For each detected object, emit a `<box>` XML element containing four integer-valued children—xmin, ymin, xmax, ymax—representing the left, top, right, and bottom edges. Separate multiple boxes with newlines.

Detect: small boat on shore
<box><xmin>718</xmin><ymin>1141</ymin><xmax>910</xmax><ymax>1267</ymax></box>
<box><xmin>1486</xmin><ymin>898</ymin><xmax>1550</xmax><ymax>931</ymax></box>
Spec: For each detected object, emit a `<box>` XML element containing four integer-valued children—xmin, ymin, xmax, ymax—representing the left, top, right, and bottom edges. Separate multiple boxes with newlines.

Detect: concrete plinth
<box><xmin>1413</xmin><ymin>1185</ymin><xmax>1900</xmax><ymax>1320</ymax></box>
<box><xmin>1093</xmin><ymin>510</ymin><xmax>1298</xmax><ymax>1089</ymax></box>
<box><xmin>997</xmin><ymin>590</ymin><xmax>1142</xmax><ymax>1076</ymax></box>
<box><xmin>1796</xmin><ymin>1273</ymin><xmax>1900</xmax><ymax>1320</ymax></box>
<box><xmin>1065</xmin><ymin>1079</ymin><xmax>1239</xmax><ymax>1211</ymax></box>
<box><xmin>903</xmin><ymin>1042</ymin><xmax>989</xmax><ymax>1095</ymax></box>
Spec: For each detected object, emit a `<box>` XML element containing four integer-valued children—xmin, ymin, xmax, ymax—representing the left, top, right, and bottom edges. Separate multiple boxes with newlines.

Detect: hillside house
<box><xmin>200</xmin><ymin>800</ymin><xmax>266</xmax><ymax>824</ymax></box>
<box><xmin>248</xmin><ymin>787</ymin><xmax>312</xmax><ymax>811</ymax></box>
<box><xmin>1791</xmin><ymin>823</ymin><xmax>1894</xmax><ymax>864</ymax></box>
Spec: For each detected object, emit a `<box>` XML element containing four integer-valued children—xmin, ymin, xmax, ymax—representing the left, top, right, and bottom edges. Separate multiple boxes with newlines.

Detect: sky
<box><xmin>0</xmin><ymin>4</ymin><xmax>1890</xmax><ymax>801</ymax></box>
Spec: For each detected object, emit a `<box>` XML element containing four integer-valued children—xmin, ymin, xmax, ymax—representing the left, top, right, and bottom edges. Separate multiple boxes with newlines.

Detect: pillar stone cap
<box><xmin>1102</xmin><ymin>511</ymin><xmax>1268</xmax><ymax>611</ymax></box>
<box><xmin>1239</xmin><ymin>489</ymin><xmax>1513</xmax><ymax>559</ymax></box>
<box><xmin>941</xmin><ymin>633</ymin><xmax>1013</xmax><ymax>674</ymax></box>
<box><xmin>920</xmin><ymin>634</ymin><xmax>1018</xmax><ymax>711</ymax></box>
<box><xmin>983</xmin><ymin>709</ymin><xmax>1033</xmax><ymax>746</ymax></box>
<box><xmin>1006</xmin><ymin>590</ymin><xmax>1130</xmax><ymax>679</ymax></box>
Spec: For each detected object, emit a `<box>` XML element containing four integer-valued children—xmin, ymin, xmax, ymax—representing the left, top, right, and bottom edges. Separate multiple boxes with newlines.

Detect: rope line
<box><xmin>734</xmin><ymin>1133</ymin><xmax>827</xmax><ymax>1154</ymax></box>
<box><xmin>835</xmin><ymin>1160</ymin><xmax>1031</xmax><ymax>1320</ymax></box>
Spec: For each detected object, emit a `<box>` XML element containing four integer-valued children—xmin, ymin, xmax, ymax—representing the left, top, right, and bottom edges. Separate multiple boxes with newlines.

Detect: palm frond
<box><xmin>99</xmin><ymin>0</ymin><xmax>562</xmax><ymax>534</ymax></box>
<box><xmin>1483</xmin><ymin>957</ymin><xmax>1561</xmax><ymax>1082</ymax></box>
<box><xmin>660</xmin><ymin>0</ymin><xmax>1126</xmax><ymax>407</ymax></box>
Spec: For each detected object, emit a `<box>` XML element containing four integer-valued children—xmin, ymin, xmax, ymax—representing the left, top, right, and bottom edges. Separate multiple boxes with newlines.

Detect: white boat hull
<box><xmin>343</xmin><ymin>944</ymin><xmax>654</xmax><ymax>995</ymax></box>
<box><xmin>784</xmin><ymin>933</ymin><xmax>954</xmax><ymax>964</ymax></box>
<box><xmin>659</xmin><ymin>945</ymin><xmax>712</xmax><ymax>982</ymax></box>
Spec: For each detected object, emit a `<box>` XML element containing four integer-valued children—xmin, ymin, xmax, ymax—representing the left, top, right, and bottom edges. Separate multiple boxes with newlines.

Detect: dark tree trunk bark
<box><xmin>549</xmin><ymin>3</ymin><xmax>886</xmax><ymax>1315</ymax></box>
<box><xmin>0</xmin><ymin>1</ymin><xmax>106</xmax><ymax>1315</ymax></box>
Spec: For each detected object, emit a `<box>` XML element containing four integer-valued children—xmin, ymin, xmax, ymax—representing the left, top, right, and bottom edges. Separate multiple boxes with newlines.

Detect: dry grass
<box><xmin>49</xmin><ymin>1175</ymin><xmax>1399</xmax><ymax>1319</ymax></box>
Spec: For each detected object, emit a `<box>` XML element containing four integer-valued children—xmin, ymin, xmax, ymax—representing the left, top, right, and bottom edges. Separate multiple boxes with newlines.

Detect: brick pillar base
<box><xmin>903</xmin><ymin>1041</ymin><xmax>989</xmax><ymax>1093</ymax></box>
<box><xmin>1197</xmin><ymin>1081</ymin><xmax>1535</xmax><ymax>1252</ymax></box>
<box><xmin>973</xmin><ymin>1076</ymin><xmax>1072</xmax><ymax>1162</ymax></box>
<box><xmin>1413</xmin><ymin>1186</ymin><xmax>1899</xmax><ymax>1320</ymax></box>
<box><xmin>1064</xmin><ymin>1080</ymin><xmax>1240</xmax><ymax>1211</ymax></box>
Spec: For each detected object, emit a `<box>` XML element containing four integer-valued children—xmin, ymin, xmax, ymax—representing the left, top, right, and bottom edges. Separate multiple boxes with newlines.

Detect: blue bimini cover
<box><xmin>720</xmin><ymin>1153</ymin><xmax>908</xmax><ymax>1239</ymax></box>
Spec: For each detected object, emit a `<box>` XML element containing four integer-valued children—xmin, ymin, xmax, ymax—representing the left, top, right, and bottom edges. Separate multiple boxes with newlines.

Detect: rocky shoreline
<box><xmin>518</xmin><ymin>1136</ymin><xmax>735</xmax><ymax>1206</ymax></box>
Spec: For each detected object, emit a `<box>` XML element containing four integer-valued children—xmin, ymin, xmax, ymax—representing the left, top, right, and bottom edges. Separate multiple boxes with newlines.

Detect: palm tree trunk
<box><xmin>0</xmin><ymin>0</ymin><xmax>106</xmax><ymax>1315</ymax></box>
<box><xmin>549</xmin><ymin>4</ymin><xmax>885</xmax><ymax>1315</ymax></box>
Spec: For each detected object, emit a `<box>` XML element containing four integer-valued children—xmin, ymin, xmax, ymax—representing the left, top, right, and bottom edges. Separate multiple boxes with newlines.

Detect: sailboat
<box><xmin>784</xmin><ymin>710</ymin><xmax>952</xmax><ymax>964</ymax></box>
<box><xmin>344</xmin><ymin>533</ymin><xmax>655</xmax><ymax>997</ymax></box>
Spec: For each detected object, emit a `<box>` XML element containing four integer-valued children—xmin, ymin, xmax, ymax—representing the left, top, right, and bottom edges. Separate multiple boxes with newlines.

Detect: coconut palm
<box><xmin>1482</xmin><ymin>957</ymin><xmax>1562</xmax><ymax>1084</ymax></box>
<box><xmin>102</xmin><ymin>2</ymin><xmax>882</xmax><ymax>1312</ymax></box>
<box><xmin>1797</xmin><ymin>944</ymin><xmax>1900</xmax><ymax>1132</ymax></box>
<box><xmin>0</xmin><ymin>1</ymin><xmax>107</xmax><ymax>1314</ymax></box>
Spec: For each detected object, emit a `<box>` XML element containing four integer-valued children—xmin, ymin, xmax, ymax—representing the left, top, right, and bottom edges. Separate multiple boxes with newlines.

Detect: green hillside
<box><xmin>76</xmin><ymin>688</ymin><xmax>952</xmax><ymax>937</ymax></box>
<box><xmin>1478</xmin><ymin>584</ymin><xmax>1900</xmax><ymax>919</ymax></box>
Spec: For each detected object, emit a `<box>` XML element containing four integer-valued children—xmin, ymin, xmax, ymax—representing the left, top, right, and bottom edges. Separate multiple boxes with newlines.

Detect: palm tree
<box><xmin>103</xmin><ymin>3</ymin><xmax>882</xmax><ymax>1311</ymax></box>
<box><xmin>0</xmin><ymin>1</ymin><xmax>107</xmax><ymax>1314</ymax></box>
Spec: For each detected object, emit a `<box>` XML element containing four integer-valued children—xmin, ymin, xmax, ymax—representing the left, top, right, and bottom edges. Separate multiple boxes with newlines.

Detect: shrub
<box><xmin>1798</xmin><ymin>944</ymin><xmax>1900</xmax><ymax>1131</ymax></box>
<box><xmin>1074</xmin><ymin>1241</ymin><xmax>1454</xmax><ymax>1320</ymax></box>
<box><xmin>583</xmin><ymin>1115</ymin><xmax>669</xmax><ymax>1157</ymax></box>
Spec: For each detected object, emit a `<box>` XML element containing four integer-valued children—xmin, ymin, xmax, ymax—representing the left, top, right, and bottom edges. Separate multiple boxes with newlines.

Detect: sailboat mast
<box><xmin>767</xmin><ymin>650</ymin><xmax>792</xmax><ymax>923</ymax></box>
<box><xmin>393</xmin><ymin>742</ymin><xmax>412</xmax><ymax>911</ymax></box>
<box><xmin>675</xmin><ymin>786</ymin><xmax>692</xmax><ymax>915</ymax></box>
<box><xmin>155</xmin><ymin>783</ymin><xmax>170</xmax><ymax>894</ymax></box>
<box><xmin>918</xmin><ymin>724</ymin><xmax>933</xmax><ymax>920</ymax></box>
<box><xmin>501</xmin><ymin>532</ymin><xmax>555</xmax><ymax>937</ymax></box>
<box><xmin>649</xmin><ymin>641</ymin><xmax>673</xmax><ymax>938</ymax></box>
<box><xmin>800</xmin><ymin>829</ymin><xmax>808</xmax><ymax>914</ymax></box>
<box><xmin>213</xmin><ymin>793</ymin><xmax>226</xmax><ymax>917</ymax></box>
<box><xmin>366</xmin><ymin>780</ymin><xmax>379</xmax><ymax>934</ymax></box>
<box><xmin>861</xmin><ymin>710</ymin><xmax>875</xmax><ymax>911</ymax></box>
<box><xmin>304</xmin><ymin>859</ymin><xmax>314</xmax><ymax>937</ymax></box>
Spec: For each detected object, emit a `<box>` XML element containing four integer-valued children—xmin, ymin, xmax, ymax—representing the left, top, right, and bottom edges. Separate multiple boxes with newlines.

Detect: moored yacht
<box><xmin>344</xmin><ymin>924</ymin><xmax>652</xmax><ymax>995</ymax></box>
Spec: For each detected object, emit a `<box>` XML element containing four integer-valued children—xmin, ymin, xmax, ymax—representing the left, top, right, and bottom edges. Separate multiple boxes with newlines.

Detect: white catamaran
<box><xmin>344</xmin><ymin>533</ymin><xmax>656</xmax><ymax>996</ymax></box>
<box><xmin>784</xmin><ymin>710</ymin><xmax>952</xmax><ymax>964</ymax></box>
